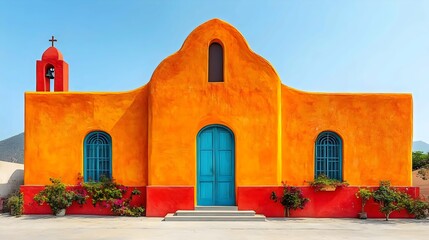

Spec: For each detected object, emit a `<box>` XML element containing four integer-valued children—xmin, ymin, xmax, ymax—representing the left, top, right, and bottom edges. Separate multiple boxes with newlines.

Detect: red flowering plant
<box><xmin>111</xmin><ymin>189</ymin><xmax>145</xmax><ymax>217</ymax></box>
<box><xmin>80</xmin><ymin>174</ymin><xmax>145</xmax><ymax>216</ymax></box>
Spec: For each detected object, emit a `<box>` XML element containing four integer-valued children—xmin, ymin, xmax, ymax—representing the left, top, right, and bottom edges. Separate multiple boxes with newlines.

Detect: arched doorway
<box><xmin>197</xmin><ymin>125</ymin><xmax>235</xmax><ymax>206</ymax></box>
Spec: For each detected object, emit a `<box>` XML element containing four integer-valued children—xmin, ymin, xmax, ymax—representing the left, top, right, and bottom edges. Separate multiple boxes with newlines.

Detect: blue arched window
<box><xmin>315</xmin><ymin>131</ymin><xmax>342</xmax><ymax>181</ymax></box>
<box><xmin>84</xmin><ymin>131</ymin><xmax>112</xmax><ymax>182</ymax></box>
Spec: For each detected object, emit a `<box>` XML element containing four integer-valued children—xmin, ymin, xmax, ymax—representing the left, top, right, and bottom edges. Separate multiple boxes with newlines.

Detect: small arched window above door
<box><xmin>208</xmin><ymin>42</ymin><xmax>224</xmax><ymax>82</ymax></box>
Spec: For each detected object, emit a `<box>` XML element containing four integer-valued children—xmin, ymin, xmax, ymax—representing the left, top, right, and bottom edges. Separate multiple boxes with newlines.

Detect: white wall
<box><xmin>0</xmin><ymin>161</ymin><xmax>23</xmax><ymax>198</ymax></box>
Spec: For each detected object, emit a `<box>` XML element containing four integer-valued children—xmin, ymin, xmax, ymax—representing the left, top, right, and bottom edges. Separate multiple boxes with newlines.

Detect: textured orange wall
<box><xmin>281</xmin><ymin>87</ymin><xmax>413</xmax><ymax>186</ymax></box>
<box><xmin>147</xmin><ymin>19</ymin><xmax>282</xmax><ymax>186</ymax></box>
<box><xmin>24</xmin><ymin>87</ymin><xmax>149</xmax><ymax>185</ymax></box>
<box><xmin>24</xmin><ymin>19</ymin><xmax>413</xmax><ymax>190</ymax></box>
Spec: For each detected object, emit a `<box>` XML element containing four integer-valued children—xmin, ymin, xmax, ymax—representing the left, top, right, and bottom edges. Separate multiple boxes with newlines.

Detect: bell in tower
<box><xmin>45</xmin><ymin>67</ymin><xmax>55</xmax><ymax>79</ymax></box>
<box><xmin>36</xmin><ymin>36</ymin><xmax>69</xmax><ymax>92</ymax></box>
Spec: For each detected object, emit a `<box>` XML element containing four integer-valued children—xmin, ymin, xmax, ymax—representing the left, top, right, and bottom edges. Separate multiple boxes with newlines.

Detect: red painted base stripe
<box><xmin>238</xmin><ymin>186</ymin><xmax>419</xmax><ymax>218</ymax></box>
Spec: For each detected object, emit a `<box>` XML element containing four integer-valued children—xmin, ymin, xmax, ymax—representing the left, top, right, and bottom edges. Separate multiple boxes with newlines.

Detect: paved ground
<box><xmin>0</xmin><ymin>214</ymin><xmax>428</xmax><ymax>240</ymax></box>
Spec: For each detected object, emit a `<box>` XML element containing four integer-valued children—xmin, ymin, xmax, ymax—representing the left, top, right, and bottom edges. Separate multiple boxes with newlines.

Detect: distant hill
<box><xmin>0</xmin><ymin>133</ymin><xmax>24</xmax><ymax>163</ymax></box>
<box><xmin>413</xmin><ymin>141</ymin><xmax>429</xmax><ymax>153</ymax></box>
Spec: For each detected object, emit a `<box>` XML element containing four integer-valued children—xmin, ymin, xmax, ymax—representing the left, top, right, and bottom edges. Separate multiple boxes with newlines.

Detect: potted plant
<box><xmin>355</xmin><ymin>188</ymin><xmax>372</xmax><ymax>219</ymax></box>
<box><xmin>308</xmin><ymin>174</ymin><xmax>348</xmax><ymax>191</ymax></box>
<box><xmin>34</xmin><ymin>178</ymin><xmax>79</xmax><ymax>216</ymax></box>
<box><xmin>270</xmin><ymin>182</ymin><xmax>309</xmax><ymax>217</ymax></box>
<box><xmin>7</xmin><ymin>192</ymin><xmax>23</xmax><ymax>217</ymax></box>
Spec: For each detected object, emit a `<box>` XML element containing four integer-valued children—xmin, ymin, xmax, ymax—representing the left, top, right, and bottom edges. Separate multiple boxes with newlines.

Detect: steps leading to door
<box><xmin>164</xmin><ymin>206</ymin><xmax>266</xmax><ymax>221</ymax></box>
<box><xmin>195</xmin><ymin>206</ymin><xmax>238</xmax><ymax>211</ymax></box>
<box><xmin>175</xmin><ymin>210</ymin><xmax>255</xmax><ymax>216</ymax></box>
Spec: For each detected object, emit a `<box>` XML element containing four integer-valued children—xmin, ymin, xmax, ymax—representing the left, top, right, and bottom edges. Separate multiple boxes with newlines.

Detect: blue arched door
<box><xmin>197</xmin><ymin>125</ymin><xmax>235</xmax><ymax>206</ymax></box>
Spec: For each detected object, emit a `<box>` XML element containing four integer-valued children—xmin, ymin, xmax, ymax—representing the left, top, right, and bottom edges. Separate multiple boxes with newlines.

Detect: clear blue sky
<box><xmin>0</xmin><ymin>0</ymin><xmax>428</xmax><ymax>142</ymax></box>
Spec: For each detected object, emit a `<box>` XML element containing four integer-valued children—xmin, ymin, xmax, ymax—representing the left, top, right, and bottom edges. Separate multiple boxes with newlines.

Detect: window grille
<box><xmin>84</xmin><ymin>131</ymin><xmax>112</xmax><ymax>182</ymax></box>
<box><xmin>315</xmin><ymin>131</ymin><xmax>342</xmax><ymax>180</ymax></box>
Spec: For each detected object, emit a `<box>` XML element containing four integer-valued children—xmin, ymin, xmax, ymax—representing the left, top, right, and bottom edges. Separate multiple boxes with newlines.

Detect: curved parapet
<box><xmin>147</xmin><ymin>19</ymin><xmax>283</xmax><ymax>187</ymax></box>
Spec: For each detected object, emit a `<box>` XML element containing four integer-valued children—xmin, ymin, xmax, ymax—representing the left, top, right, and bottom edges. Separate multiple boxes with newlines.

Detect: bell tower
<box><xmin>36</xmin><ymin>36</ymin><xmax>69</xmax><ymax>92</ymax></box>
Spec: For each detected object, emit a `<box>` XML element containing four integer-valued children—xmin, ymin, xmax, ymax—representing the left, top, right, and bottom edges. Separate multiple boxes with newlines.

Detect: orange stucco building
<box><xmin>22</xmin><ymin>19</ymin><xmax>416</xmax><ymax>217</ymax></box>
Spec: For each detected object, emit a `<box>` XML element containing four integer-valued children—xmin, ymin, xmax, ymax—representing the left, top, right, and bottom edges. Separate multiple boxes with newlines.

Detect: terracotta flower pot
<box><xmin>10</xmin><ymin>207</ymin><xmax>16</xmax><ymax>216</ymax></box>
<box><xmin>358</xmin><ymin>212</ymin><xmax>368</xmax><ymax>219</ymax></box>
<box><xmin>319</xmin><ymin>185</ymin><xmax>337</xmax><ymax>191</ymax></box>
<box><xmin>55</xmin><ymin>209</ymin><xmax>66</xmax><ymax>216</ymax></box>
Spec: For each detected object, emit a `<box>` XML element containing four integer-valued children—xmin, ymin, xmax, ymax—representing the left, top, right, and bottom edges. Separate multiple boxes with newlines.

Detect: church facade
<box><xmin>21</xmin><ymin>19</ymin><xmax>417</xmax><ymax>217</ymax></box>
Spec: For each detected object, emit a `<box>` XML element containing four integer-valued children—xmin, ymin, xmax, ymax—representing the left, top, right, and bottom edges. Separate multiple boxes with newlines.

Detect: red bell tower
<box><xmin>36</xmin><ymin>36</ymin><xmax>69</xmax><ymax>92</ymax></box>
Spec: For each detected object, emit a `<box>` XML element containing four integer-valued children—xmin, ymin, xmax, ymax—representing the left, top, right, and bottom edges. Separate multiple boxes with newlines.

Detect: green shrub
<box><xmin>403</xmin><ymin>196</ymin><xmax>429</xmax><ymax>219</ymax></box>
<box><xmin>7</xmin><ymin>192</ymin><xmax>23</xmax><ymax>217</ymax></box>
<box><xmin>412</xmin><ymin>151</ymin><xmax>429</xmax><ymax>180</ymax></box>
<box><xmin>271</xmin><ymin>183</ymin><xmax>309</xmax><ymax>217</ymax></box>
<box><xmin>412</xmin><ymin>151</ymin><xmax>429</xmax><ymax>170</ymax></box>
<box><xmin>372</xmin><ymin>181</ymin><xmax>404</xmax><ymax>221</ymax></box>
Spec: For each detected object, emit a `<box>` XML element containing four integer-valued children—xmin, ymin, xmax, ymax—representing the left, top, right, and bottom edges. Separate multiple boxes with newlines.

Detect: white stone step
<box><xmin>194</xmin><ymin>206</ymin><xmax>238</xmax><ymax>211</ymax></box>
<box><xmin>175</xmin><ymin>210</ymin><xmax>255</xmax><ymax>216</ymax></box>
<box><xmin>164</xmin><ymin>213</ymin><xmax>266</xmax><ymax>222</ymax></box>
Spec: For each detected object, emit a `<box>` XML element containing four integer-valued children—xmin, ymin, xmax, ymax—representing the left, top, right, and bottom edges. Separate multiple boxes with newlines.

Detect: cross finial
<box><xmin>49</xmin><ymin>36</ymin><xmax>57</xmax><ymax>47</ymax></box>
